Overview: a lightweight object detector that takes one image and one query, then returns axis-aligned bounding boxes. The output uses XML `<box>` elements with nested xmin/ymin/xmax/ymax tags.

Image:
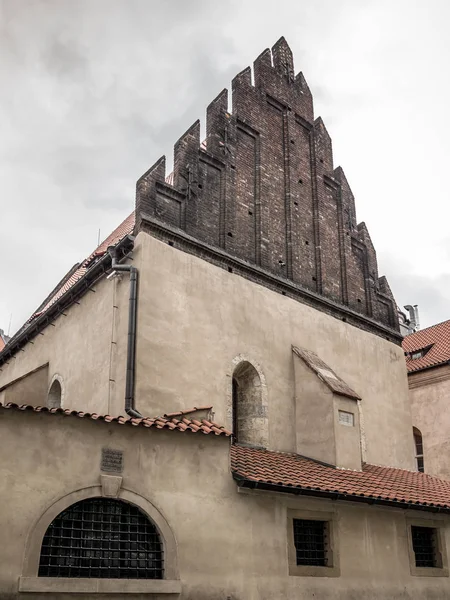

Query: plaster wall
<box><xmin>133</xmin><ymin>233</ymin><xmax>414</xmax><ymax>469</ymax></box>
<box><xmin>409</xmin><ymin>365</ymin><xmax>450</xmax><ymax>480</ymax></box>
<box><xmin>0</xmin><ymin>364</ymin><xmax>49</xmax><ymax>406</ymax></box>
<box><xmin>0</xmin><ymin>230</ymin><xmax>414</xmax><ymax>470</ymax></box>
<box><xmin>0</xmin><ymin>410</ymin><xmax>448</xmax><ymax>600</ymax></box>
<box><xmin>334</xmin><ymin>395</ymin><xmax>362</xmax><ymax>471</ymax></box>
<box><xmin>0</xmin><ymin>273</ymin><xmax>129</xmax><ymax>415</ymax></box>
<box><xmin>293</xmin><ymin>357</ymin><xmax>336</xmax><ymax>465</ymax></box>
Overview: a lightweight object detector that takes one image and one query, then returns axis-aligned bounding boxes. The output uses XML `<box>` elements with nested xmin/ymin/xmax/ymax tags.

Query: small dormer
<box><xmin>292</xmin><ymin>346</ymin><xmax>362</xmax><ymax>470</ymax></box>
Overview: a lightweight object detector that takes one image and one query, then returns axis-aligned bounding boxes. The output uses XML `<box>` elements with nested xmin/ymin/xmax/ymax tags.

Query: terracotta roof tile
<box><xmin>402</xmin><ymin>319</ymin><xmax>450</xmax><ymax>373</ymax></box>
<box><xmin>0</xmin><ymin>402</ymin><xmax>231</xmax><ymax>437</ymax></box>
<box><xmin>231</xmin><ymin>445</ymin><xmax>450</xmax><ymax>511</ymax></box>
<box><xmin>292</xmin><ymin>346</ymin><xmax>361</xmax><ymax>400</ymax></box>
<box><xmin>29</xmin><ymin>212</ymin><xmax>136</xmax><ymax>322</ymax></box>
<box><xmin>163</xmin><ymin>406</ymin><xmax>213</xmax><ymax>418</ymax></box>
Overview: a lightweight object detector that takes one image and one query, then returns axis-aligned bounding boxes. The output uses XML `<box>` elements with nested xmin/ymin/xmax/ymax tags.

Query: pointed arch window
<box><xmin>413</xmin><ymin>427</ymin><xmax>424</xmax><ymax>473</ymax></box>
<box><xmin>47</xmin><ymin>379</ymin><xmax>62</xmax><ymax>409</ymax></box>
<box><xmin>232</xmin><ymin>361</ymin><xmax>267</xmax><ymax>447</ymax></box>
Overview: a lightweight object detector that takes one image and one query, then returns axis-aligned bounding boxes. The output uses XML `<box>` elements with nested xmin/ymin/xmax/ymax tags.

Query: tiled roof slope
<box><xmin>31</xmin><ymin>212</ymin><xmax>136</xmax><ymax>321</ymax></box>
<box><xmin>231</xmin><ymin>445</ymin><xmax>450</xmax><ymax>511</ymax></box>
<box><xmin>292</xmin><ymin>346</ymin><xmax>361</xmax><ymax>400</ymax></box>
<box><xmin>402</xmin><ymin>319</ymin><xmax>450</xmax><ymax>373</ymax></box>
<box><xmin>0</xmin><ymin>402</ymin><xmax>231</xmax><ymax>436</ymax></box>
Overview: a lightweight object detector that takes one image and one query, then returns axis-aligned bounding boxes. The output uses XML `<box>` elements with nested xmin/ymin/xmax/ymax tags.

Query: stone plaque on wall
<box><xmin>101</xmin><ymin>448</ymin><xmax>123</xmax><ymax>473</ymax></box>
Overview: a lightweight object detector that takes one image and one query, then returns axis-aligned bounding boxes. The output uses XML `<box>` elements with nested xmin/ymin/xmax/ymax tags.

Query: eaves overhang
<box><xmin>232</xmin><ymin>473</ymin><xmax>450</xmax><ymax>515</ymax></box>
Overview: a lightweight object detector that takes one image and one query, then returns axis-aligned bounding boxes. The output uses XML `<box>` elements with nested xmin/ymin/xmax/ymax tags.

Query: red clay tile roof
<box><xmin>402</xmin><ymin>319</ymin><xmax>450</xmax><ymax>373</ymax></box>
<box><xmin>231</xmin><ymin>445</ymin><xmax>450</xmax><ymax>511</ymax></box>
<box><xmin>0</xmin><ymin>402</ymin><xmax>231</xmax><ymax>437</ymax></box>
<box><xmin>163</xmin><ymin>405</ymin><xmax>213</xmax><ymax>418</ymax></box>
<box><xmin>31</xmin><ymin>212</ymin><xmax>136</xmax><ymax>321</ymax></box>
<box><xmin>292</xmin><ymin>346</ymin><xmax>361</xmax><ymax>400</ymax></box>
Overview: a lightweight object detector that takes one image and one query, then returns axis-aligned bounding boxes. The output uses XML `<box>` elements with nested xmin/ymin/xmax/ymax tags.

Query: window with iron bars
<box><xmin>38</xmin><ymin>498</ymin><xmax>163</xmax><ymax>579</ymax></box>
<box><xmin>411</xmin><ymin>526</ymin><xmax>438</xmax><ymax>568</ymax></box>
<box><xmin>293</xmin><ymin>519</ymin><xmax>328</xmax><ymax>567</ymax></box>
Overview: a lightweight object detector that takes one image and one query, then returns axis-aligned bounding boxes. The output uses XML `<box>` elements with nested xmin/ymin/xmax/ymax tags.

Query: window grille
<box><xmin>38</xmin><ymin>498</ymin><xmax>163</xmax><ymax>579</ymax></box>
<box><xmin>411</xmin><ymin>526</ymin><xmax>437</xmax><ymax>568</ymax></box>
<box><xmin>338</xmin><ymin>410</ymin><xmax>354</xmax><ymax>427</ymax></box>
<box><xmin>293</xmin><ymin>519</ymin><xmax>327</xmax><ymax>566</ymax></box>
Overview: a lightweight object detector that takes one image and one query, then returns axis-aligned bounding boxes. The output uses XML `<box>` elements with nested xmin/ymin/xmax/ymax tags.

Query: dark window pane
<box><xmin>411</xmin><ymin>526</ymin><xmax>437</xmax><ymax>568</ymax></box>
<box><xmin>417</xmin><ymin>457</ymin><xmax>424</xmax><ymax>473</ymax></box>
<box><xmin>293</xmin><ymin>519</ymin><xmax>327</xmax><ymax>567</ymax></box>
<box><xmin>38</xmin><ymin>499</ymin><xmax>163</xmax><ymax>579</ymax></box>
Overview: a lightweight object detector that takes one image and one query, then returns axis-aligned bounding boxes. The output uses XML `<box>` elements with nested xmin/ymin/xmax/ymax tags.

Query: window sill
<box><xmin>289</xmin><ymin>564</ymin><xmax>340</xmax><ymax>577</ymax></box>
<box><xmin>18</xmin><ymin>577</ymin><xmax>182</xmax><ymax>594</ymax></box>
<box><xmin>410</xmin><ymin>566</ymin><xmax>449</xmax><ymax>578</ymax></box>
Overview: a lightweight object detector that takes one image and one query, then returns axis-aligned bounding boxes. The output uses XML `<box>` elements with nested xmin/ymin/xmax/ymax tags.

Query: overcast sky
<box><xmin>1</xmin><ymin>0</ymin><xmax>450</xmax><ymax>335</ymax></box>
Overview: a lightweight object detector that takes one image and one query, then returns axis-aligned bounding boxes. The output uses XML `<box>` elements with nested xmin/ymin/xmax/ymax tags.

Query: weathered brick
<box><xmin>135</xmin><ymin>37</ymin><xmax>399</xmax><ymax>335</ymax></box>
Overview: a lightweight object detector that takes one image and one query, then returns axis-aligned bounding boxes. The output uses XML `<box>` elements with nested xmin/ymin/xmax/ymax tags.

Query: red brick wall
<box><xmin>136</xmin><ymin>37</ymin><xmax>398</xmax><ymax>334</ymax></box>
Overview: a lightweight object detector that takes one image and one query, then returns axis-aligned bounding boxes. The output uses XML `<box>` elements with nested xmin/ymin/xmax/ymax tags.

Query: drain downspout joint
<box><xmin>107</xmin><ymin>246</ymin><xmax>142</xmax><ymax>419</ymax></box>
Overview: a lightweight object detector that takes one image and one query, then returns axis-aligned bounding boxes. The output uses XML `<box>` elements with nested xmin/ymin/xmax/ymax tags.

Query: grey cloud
<box><xmin>1</xmin><ymin>0</ymin><xmax>450</xmax><ymax>335</ymax></box>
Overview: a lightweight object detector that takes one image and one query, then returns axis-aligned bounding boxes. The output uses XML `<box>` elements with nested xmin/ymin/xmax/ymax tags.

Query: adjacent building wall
<box><xmin>0</xmin><ymin>409</ymin><xmax>448</xmax><ymax>600</ymax></box>
<box><xmin>409</xmin><ymin>365</ymin><xmax>450</xmax><ymax>480</ymax></box>
<box><xmin>133</xmin><ymin>232</ymin><xmax>414</xmax><ymax>470</ymax></box>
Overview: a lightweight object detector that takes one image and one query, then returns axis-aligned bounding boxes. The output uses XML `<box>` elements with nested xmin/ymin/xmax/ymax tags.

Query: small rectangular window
<box><xmin>293</xmin><ymin>519</ymin><xmax>327</xmax><ymax>567</ymax></box>
<box><xmin>411</xmin><ymin>526</ymin><xmax>438</xmax><ymax>568</ymax></box>
<box><xmin>338</xmin><ymin>410</ymin><xmax>354</xmax><ymax>427</ymax></box>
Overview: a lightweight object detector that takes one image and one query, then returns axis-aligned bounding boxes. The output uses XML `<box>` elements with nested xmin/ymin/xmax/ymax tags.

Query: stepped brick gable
<box><xmin>136</xmin><ymin>37</ymin><xmax>398</xmax><ymax>339</ymax></box>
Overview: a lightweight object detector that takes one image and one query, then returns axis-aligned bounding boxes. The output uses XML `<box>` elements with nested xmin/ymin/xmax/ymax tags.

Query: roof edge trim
<box><xmin>233</xmin><ymin>474</ymin><xmax>450</xmax><ymax>514</ymax></box>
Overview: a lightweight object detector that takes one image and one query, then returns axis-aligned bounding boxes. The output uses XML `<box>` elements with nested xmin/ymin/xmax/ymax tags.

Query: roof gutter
<box><xmin>233</xmin><ymin>473</ymin><xmax>450</xmax><ymax>515</ymax></box>
<box><xmin>107</xmin><ymin>246</ymin><xmax>142</xmax><ymax>419</ymax></box>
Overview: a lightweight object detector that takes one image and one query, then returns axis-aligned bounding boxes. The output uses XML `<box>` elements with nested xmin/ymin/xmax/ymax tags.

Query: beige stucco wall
<box><xmin>0</xmin><ymin>230</ymin><xmax>414</xmax><ymax>470</ymax></box>
<box><xmin>0</xmin><ymin>409</ymin><xmax>448</xmax><ymax>600</ymax></box>
<box><xmin>409</xmin><ymin>365</ymin><xmax>450</xmax><ymax>480</ymax></box>
<box><xmin>0</xmin><ymin>273</ymin><xmax>129</xmax><ymax>415</ymax></box>
<box><xmin>0</xmin><ymin>364</ymin><xmax>49</xmax><ymax>406</ymax></box>
<box><xmin>133</xmin><ymin>232</ymin><xmax>414</xmax><ymax>470</ymax></box>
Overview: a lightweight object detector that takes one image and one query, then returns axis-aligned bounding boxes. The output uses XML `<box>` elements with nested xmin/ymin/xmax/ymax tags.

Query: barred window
<box><xmin>293</xmin><ymin>519</ymin><xmax>328</xmax><ymax>567</ymax></box>
<box><xmin>411</xmin><ymin>526</ymin><xmax>438</xmax><ymax>568</ymax></box>
<box><xmin>38</xmin><ymin>498</ymin><xmax>163</xmax><ymax>579</ymax></box>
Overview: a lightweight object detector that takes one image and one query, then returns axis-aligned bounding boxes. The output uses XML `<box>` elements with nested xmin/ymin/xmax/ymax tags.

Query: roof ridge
<box><xmin>406</xmin><ymin>318</ymin><xmax>450</xmax><ymax>337</ymax></box>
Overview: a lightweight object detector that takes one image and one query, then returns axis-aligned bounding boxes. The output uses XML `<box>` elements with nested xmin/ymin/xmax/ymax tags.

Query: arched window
<box><xmin>413</xmin><ymin>427</ymin><xmax>424</xmax><ymax>473</ymax></box>
<box><xmin>232</xmin><ymin>361</ymin><xmax>267</xmax><ymax>447</ymax></box>
<box><xmin>38</xmin><ymin>498</ymin><xmax>163</xmax><ymax>579</ymax></box>
<box><xmin>47</xmin><ymin>379</ymin><xmax>62</xmax><ymax>409</ymax></box>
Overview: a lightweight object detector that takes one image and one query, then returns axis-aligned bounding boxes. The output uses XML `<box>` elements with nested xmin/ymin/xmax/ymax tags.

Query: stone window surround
<box><xmin>19</xmin><ymin>485</ymin><xmax>181</xmax><ymax>595</ymax></box>
<box><xmin>406</xmin><ymin>516</ymin><xmax>449</xmax><ymax>578</ymax></box>
<box><xmin>287</xmin><ymin>508</ymin><xmax>340</xmax><ymax>577</ymax></box>
<box><xmin>226</xmin><ymin>354</ymin><xmax>269</xmax><ymax>448</ymax></box>
<box><xmin>47</xmin><ymin>373</ymin><xmax>65</xmax><ymax>409</ymax></box>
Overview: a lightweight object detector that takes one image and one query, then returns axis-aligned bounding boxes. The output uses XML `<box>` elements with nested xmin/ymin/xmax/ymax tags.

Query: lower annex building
<box><xmin>0</xmin><ymin>38</ymin><xmax>449</xmax><ymax>599</ymax></box>
<box><xmin>403</xmin><ymin>319</ymin><xmax>450</xmax><ymax>482</ymax></box>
